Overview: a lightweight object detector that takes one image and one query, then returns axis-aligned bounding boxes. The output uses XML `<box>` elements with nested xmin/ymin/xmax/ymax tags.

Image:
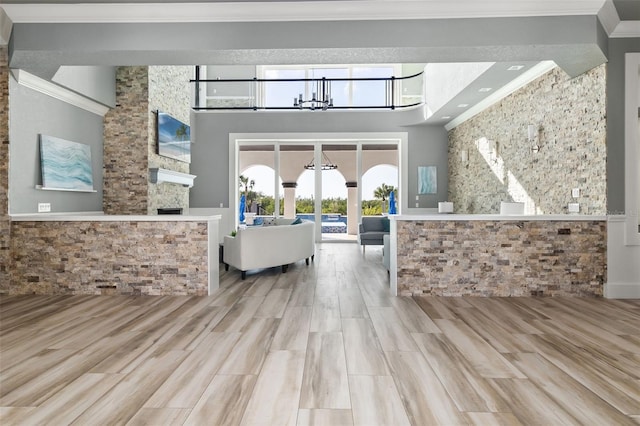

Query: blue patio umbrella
<box><xmin>239</xmin><ymin>194</ymin><xmax>246</xmax><ymax>223</ymax></box>
<box><xmin>389</xmin><ymin>190</ymin><xmax>397</xmax><ymax>214</ymax></box>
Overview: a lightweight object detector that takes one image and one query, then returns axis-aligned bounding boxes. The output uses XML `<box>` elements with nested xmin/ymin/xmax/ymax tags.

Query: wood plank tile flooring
<box><xmin>1</xmin><ymin>243</ymin><xmax>639</xmax><ymax>425</ymax></box>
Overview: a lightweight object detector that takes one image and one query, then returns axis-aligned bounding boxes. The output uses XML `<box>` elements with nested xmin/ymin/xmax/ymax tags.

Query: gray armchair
<box><xmin>358</xmin><ymin>216</ymin><xmax>390</xmax><ymax>252</ymax></box>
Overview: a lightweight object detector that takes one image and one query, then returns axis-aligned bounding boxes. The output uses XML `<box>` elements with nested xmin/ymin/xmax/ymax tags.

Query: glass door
<box><xmin>320</xmin><ymin>144</ymin><xmax>356</xmax><ymax>242</ymax></box>
<box><xmin>362</xmin><ymin>144</ymin><xmax>399</xmax><ymax>216</ymax></box>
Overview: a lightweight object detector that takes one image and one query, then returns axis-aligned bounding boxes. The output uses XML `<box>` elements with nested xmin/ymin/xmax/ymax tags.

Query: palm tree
<box><xmin>174</xmin><ymin>123</ymin><xmax>189</xmax><ymax>141</ymax></box>
<box><xmin>239</xmin><ymin>175</ymin><xmax>255</xmax><ymax>212</ymax></box>
<box><xmin>374</xmin><ymin>183</ymin><xmax>396</xmax><ymax>213</ymax></box>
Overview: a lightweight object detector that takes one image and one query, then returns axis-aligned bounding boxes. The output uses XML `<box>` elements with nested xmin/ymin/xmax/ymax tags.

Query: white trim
<box><xmin>149</xmin><ymin>168</ymin><xmax>197</xmax><ymax>188</ymax></box>
<box><xmin>35</xmin><ymin>185</ymin><xmax>97</xmax><ymax>193</ymax></box>
<box><xmin>445</xmin><ymin>61</ymin><xmax>557</xmax><ymax>131</ymax></box>
<box><xmin>611</xmin><ymin>21</ymin><xmax>640</xmax><ymax>38</ymax></box>
<box><xmin>597</xmin><ymin>0</ymin><xmax>620</xmax><ymax>36</ymax></box>
<box><xmin>625</xmin><ymin>53</ymin><xmax>640</xmax><ymax>246</ymax></box>
<box><xmin>390</xmin><ymin>214</ymin><xmax>607</xmax><ymax>221</ymax></box>
<box><xmin>10</xmin><ymin>213</ymin><xmax>219</xmax><ymax>222</ymax></box>
<box><xmin>207</xmin><ymin>217</ymin><xmax>220</xmax><ymax>295</ymax></box>
<box><xmin>0</xmin><ymin>7</ymin><xmax>12</xmax><ymax>45</ymax></box>
<box><xmin>604</xmin><ymin>282</ymin><xmax>640</xmax><ymax>299</ymax></box>
<box><xmin>390</xmin><ymin>218</ymin><xmax>398</xmax><ymax>297</ymax></box>
<box><xmin>12</xmin><ymin>70</ymin><xmax>110</xmax><ymax>116</ymax></box>
<box><xmin>1</xmin><ymin>1</ymin><xmax>609</xmax><ymax>24</ymax></box>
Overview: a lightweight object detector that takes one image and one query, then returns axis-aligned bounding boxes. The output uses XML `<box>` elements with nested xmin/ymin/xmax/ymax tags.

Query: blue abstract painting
<box><xmin>157</xmin><ymin>112</ymin><xmax>191</xmax><ymax>163</ymax></box>
<box><xmin>418</xmin><ymin>166</ymin><xmax>437</xmax><ymax>194</ymax></box>
<box><xmin>40</xmin><ymin>135</ymin><xmax>94</xmax><ymax>191</ymax></box>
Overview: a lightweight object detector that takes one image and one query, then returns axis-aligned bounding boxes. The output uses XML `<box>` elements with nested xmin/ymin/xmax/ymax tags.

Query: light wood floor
<box><xmin>1</xmin><ymin>243</ymin><xmax>639</xmax><ymax>425</ymax></box>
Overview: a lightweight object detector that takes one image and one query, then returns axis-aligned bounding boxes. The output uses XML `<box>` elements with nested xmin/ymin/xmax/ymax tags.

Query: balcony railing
<box><xmin>191</xmin><ymin>70</ymin><xmax>423</xmax><ymax>111</ymax></box>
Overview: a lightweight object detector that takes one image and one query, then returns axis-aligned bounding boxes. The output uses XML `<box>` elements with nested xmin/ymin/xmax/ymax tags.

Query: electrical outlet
<box><xmin>415</xmin><ymin>202</ymin><xmax>419</xmax><ymax>207</ymax></box>
<box><xmin>572</xmin><ymin>188</ymin><xmax>580</xmax><ymax>198</ymax></box>
<box><xmin>568</xmin><ymin>203</ymin><xmax>580</xmax><ymax>213</ymax></box>
<box><xmin>38</xmin><ymin>202</ymin><xmax>51</xmax><ymax>213</ymax></box>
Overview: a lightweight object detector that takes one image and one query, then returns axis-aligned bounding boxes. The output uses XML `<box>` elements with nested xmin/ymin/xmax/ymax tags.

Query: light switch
<box><xmin>572</xmin><ymin>188</ymin><xmax>580</xmax><ymax>198</ymax></box>
<box><xmin>415</xmin><ymin>195</ymin><xmax>419</xmax><ymax>201</ymax></box>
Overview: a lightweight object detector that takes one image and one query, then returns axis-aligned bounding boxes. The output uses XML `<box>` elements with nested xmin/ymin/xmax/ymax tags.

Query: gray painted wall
<box><xmin>190</xmin><ymin>110</ymin><xmax>448</xmax><ymax>209</ymax></box>
<box><xmin>52</xmin><ymin>66</ymin><xmax>116</xmax><ymax>107</ymax></box>
<box><xmin>9</xmin><ymin>75</ymin><xmax>104</xmax><ymax>214</ymax></box>
<box><xmin>607</xmin><ymin>37</ymin><xmax>640</xmax><ymax>214</ymax></box>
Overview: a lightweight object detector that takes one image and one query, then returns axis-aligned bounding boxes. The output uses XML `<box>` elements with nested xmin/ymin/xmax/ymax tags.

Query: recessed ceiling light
<box><xmin>508</xmin><ymin>65</ymin><xmax>525</xmax><ymax>71</ymax></box>
<box><xmin>479</xmin><ymin>87</ymin><xmax>492</xmax><ymax>92</ymax></box>
<box><xmin>441</xmin><ymin>116</ymin><xmax>451</xmax><ymax>119</ymax></box>
<box><xmin>457</xmin><ymin>104</ymin><xmax>469</xmax><ymax>108</ymax></box>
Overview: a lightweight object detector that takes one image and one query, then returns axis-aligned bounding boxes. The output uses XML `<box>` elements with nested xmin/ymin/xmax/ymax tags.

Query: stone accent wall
<box><xmin>103</xmin><ymin>66</ymin><xmax>192</xmax><ymax>215</ymax></box>
<box><xmin>103</xmin><ymin>67</ymin><xmax>150</xmax><ymax>214</ymax></box>
<box><xmin>10</xmin><ymin>220</ymin><xmax>209</xmax><ymax>296</ymax></box>
<box><xmin>448</xmin><ymin>65</ymin><xmax>607</xmax><ymax>215</ymax></box>
<box><xmin>396</xmin><ymin>220</ymin><xmax>606</xmax><ymax>297</ymax></box>
<box><xmin>148</xmin><ymin>66</ymin><xmax>192</xmax><ymax>215</ymax></box>
<box><xmin>0</xmin><ymin>46</ymin><xmax>10</xmax><ymax>293</ymax></box>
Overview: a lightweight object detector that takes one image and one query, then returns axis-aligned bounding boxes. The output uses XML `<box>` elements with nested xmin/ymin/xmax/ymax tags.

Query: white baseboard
<box><xmin>604</xmin><ymin>282</ymin><xmax>640</xmax><ymax>299</ymax></box>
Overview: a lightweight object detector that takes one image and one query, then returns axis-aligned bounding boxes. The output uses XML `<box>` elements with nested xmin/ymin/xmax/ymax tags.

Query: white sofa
<box><xmin>223</xmin><ymin>219</ymin><xmax>315</xmax><ymax>279</ymax></box>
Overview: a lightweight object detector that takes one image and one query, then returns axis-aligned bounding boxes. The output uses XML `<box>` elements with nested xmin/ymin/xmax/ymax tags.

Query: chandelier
<box><xmin>304</xmin><ymin>152</ymin><xmax>338</xmax><ymax>171</ymax></box>
<box><xmin>293</xmin><ymin>78</ymin><xmax>333</xmax><ymax>111</ymax></box>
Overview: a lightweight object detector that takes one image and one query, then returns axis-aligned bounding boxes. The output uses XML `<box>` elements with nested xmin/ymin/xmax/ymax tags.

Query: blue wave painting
<box><xmin>158</xmin><ymin>112</ymin><xmax>191</xmax><ymax>163</ymax></box>
<box><xmin>40</xmin><ymin>135</ymin><xmax>94</xmax><ymax>191</ymax></box>
<box><xmin>418</xmin><ymin>166</ymin><xmax>437</xmax><ymax>195</ymax></box>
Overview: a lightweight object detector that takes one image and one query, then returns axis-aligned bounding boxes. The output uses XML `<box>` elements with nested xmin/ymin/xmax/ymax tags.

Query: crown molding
<box><xmin>1</xmin><ymin>0</ymin><xmax>609</xmax><ymax>24</ymax></box>
<box><xmin>445</xmin><ymin>60</ymin><xmax>557</xmax><ymax>131</ymax></box>
<box><xmin>12</xmin><ymin>69</ymin><xmax>110</xmax><ymax>116</ymax></box>
<box><xmin>610</xmin><ymin>21</ymin><xmax>640</xmax><ymax>38</ymax></box>
<box><xmin>0</xmin><ymin>8</ymin><xmax>12</xmax><ymax>45</ymax></box>
<box><xmin>597</xmin><ymin>0</ymin><xmax>620</xmax><ymax>35</ymax></box>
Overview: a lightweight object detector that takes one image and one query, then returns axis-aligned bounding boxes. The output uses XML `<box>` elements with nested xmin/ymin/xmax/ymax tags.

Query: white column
<box><xmin>282</xmin><ymin>182</ymin><xmax>297</xmax><ymax>218</ymax></box>
<box><xmin>346</xmin><ymin>181</ymin><xmax>358</xmax><ymax>235</ymax></box>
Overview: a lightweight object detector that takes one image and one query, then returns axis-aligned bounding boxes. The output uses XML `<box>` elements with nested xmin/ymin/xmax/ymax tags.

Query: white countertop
<box><xmin>10</xmin><ymin>213</ymin><xmax>221</xmax><ymax>222</ymax></box>
<box><xmin>390</xmin><ymin>214</ymin><xmax>608</xmax><ymax>221</ymax></box>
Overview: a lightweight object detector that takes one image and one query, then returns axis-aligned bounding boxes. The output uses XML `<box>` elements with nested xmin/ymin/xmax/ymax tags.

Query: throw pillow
<box><xmin>291</xmin><ymin>217</ymin><xmax>302</xmax><ymax>225</ymax></box>
<box><xmin>382</xmin><ymin>217</ymin><xmax>390</xmax><ymax>232</ymax></box>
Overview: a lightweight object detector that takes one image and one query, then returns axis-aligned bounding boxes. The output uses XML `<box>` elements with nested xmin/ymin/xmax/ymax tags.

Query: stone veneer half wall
<box><xmin>448</xmin><ymin>65</ymin><xmax>606</xmax><ymax>215</ymax></box>
<box><xmin>0</xmin><ymin>46</ymin><xmax>9</xmax><ymax>292</ymax></box>
<box><xmin>396</xmin><ymin>219</ymin><xmax>606</xmax><ymax>297</ymax></box>
<box><xmin>10</xmin><ymin>220</ymin><xmax>209</xmax><ymax>295</ymax></box>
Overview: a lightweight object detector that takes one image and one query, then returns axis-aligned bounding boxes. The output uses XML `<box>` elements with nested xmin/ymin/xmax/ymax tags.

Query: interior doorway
<box><xmin>232</xmin><ymin>134</ymin><xmax>404</xmax><ymax>243</ymax></box>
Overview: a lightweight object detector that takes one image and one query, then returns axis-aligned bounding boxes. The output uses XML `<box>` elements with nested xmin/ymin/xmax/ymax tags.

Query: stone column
<box><xmin>282</xmin><ymin>182</ymin><xmax>297</xmax><ymax>218</ymax></box>
<box><xmin>103</xmin><ymin>66</ymin><xmax>149</xmax><ymax>215</ymax></box>
<box><xmin>346</xmin><ymin>181</ymin><xmax>358</xmax><ymax>235</ymax></box>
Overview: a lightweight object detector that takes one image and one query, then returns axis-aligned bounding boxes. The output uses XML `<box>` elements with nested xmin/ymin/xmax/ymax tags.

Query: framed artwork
<box><xmin>157</xmin><ymin>111</ymin><xmax>191</xmax><ymax>163</ymax></box>
<box><xmin>40</xmin><ymin>135</ymin><xmax>94</xmax><ymax>192</ymax></box>
<box><xmin>418</xmin><ymin>166</ymin><xmax>437</xmax><ymax>194</ymax></box>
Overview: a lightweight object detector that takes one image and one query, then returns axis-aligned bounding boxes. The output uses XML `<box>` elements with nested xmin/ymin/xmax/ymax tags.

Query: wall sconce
<box><xmin>528</xmin><ymin>124</ymin><xmax>541</xmax><ymax>153</ymax></box>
